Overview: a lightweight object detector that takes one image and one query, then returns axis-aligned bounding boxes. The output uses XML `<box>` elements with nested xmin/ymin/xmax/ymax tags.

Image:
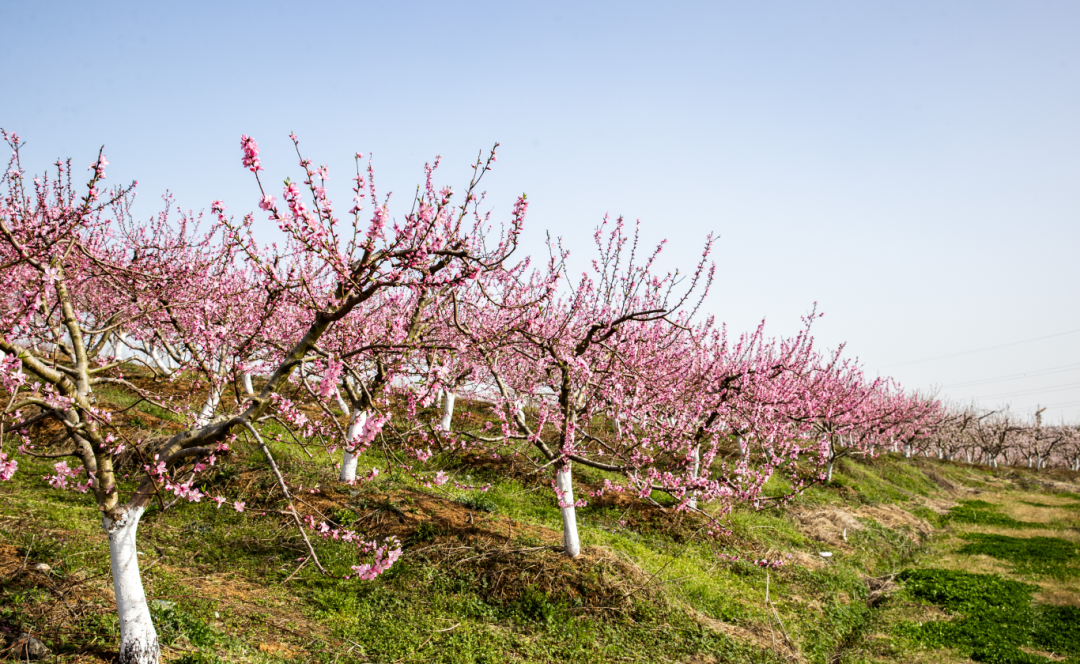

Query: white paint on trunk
<box><xmin>687</xmin><ymin>444</ymin><xmax>701</xmax><ymax>510</ymax></box>
<box><xmin>556</xmin><ymin>464</ymin><xmax>581</xmax><ymax>558</ymax></box>
<box><xmin>904</xmin><ymin>444</ymin><xmax>912</xmax><ymax>459</ymax></box>
<box><xmin>333</xmin><ymin>389</ymin><xmax>350</xmax><ymax>416</ymax></box>
<box><xmin>825</xmin><ymin>459</ymin><xmax>835</xmax><ymax>484</ymax></box>
<box><xmin>104</xmin><ymin>507</ymin><xmax>160</xmax><ymax>664</ymax></box>
<box><xmin>339</xmin><ymin>409</ymin><xmax>368</xmax><ymax>483</ymax></box>
<box><xmin>242</xmin><ymin>373</ymin><xmax>255</xmax><ymax>396</ymax></box>
<box><xmin>440</xmin><ymin>391</ymin><xmax>456</xmax><ymax>431</ymax></box>
<box><xmin>195</xmin><ymin>385</ymin><xmax>222</xmax><ymax>427</ymax></box>
<box><xmin>149</xmin><ymin>348</ymin><xmax>173</xmax><ymax>377</ymax></box>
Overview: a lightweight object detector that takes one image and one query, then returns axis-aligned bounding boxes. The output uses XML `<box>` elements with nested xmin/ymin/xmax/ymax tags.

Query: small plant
<box><xmin>946</xmin><ymin>500</ymin><xmax>1039</xmax><ymax>529</ymax></box>
<box><xmin>957</xmin><ymin>533</ymin><xmax>1079</xmax><ymax>579</ymax></box>
<box><xmin>412</xmin><ymin>520</ymin><xmax>441</xmax><ymax>543</ymax></box>
<box><xmin>149</xmin><ymin>602</ymin><xmax>218</xmax><ymax>648</ymax></box>
<box><xmin>455</xmin><ymin>494</ymin><xmax>498</xmax><ymax>514</ymax></box>
<box><xmin>332</xmin><ymin>508</ymin><xmax>358</xmax><ymax>527</ymax></box>
<box><xmin>897</xmin><ymin>569</ymin><xmax>1080</xmax><ymax>663</ymax></box>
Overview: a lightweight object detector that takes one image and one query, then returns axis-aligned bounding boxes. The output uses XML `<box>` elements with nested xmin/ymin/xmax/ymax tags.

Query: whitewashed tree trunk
<box><xmin>113</xmin><ymin>332</ymin><xmax>129</xmax><ymax>360</ymax></box>
<box><xmin>825</xmin><ymin>438</ymin><xmax>836</xmax><ymax>483</ymax></box>
<box><xmin>339</xmin><ymin>409</ymin><xmax>368</xmax><ymax>483</ymax></box>
<box><xmin>149</xmin><ymin>347</ymin><xmax>173</xmax><ymax>377</ymax></box>
<box><xmin>195</xmin><ymin>385</ymin><xmax>222</xmax><ymax>427</ymax></box>
<box><xmin>440</xmin><ymin>390</ymin><xmax>456</xmax><ymax>431</ymax></box>
<box><xmin>687</xmin><ymin>444</ymin><xmax>701</xmax><ymax>510</ymax></box>
<box><xmin>242</xmin><ymin>373</ymin><xmax>255</xmax><ymax>396</ymax></box>
<box><xmin>104</xmin><ymin>507</ymin><xmax>160</xmax><ymax>664</ymax></box>
<box><xmin>904</xmin><ymin>444</ymin><xmax>912</xmax><ymax>459</ymax></box>
<box><xmin>333</xmin><ymin>389</ymin><xmax>350</xmax><ymax>416</ymax></box>
<box><xmin>555</xmin><ymin>464</ymin><xmax>581</xmax><ymax>558</ymax></box>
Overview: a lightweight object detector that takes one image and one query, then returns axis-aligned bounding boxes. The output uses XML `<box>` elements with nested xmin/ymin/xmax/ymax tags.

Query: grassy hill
<box><xmin>1</xmin><ymin>381</ymin><xmax>1078</xmax><ymax>663</ymax></box>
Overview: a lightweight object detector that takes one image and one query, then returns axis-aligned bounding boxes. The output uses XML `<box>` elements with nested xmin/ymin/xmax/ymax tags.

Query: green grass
<box><xmin>896</xmin><ymin>568</ymin><xmax>1080</xmax><ymax>664</ymax></box>
<box><xmin>3</xmin><ymin>390</ymin><xmax>1079</xmax><ymax>664</ymax></box>
<box><xmin>957</xmin><ymin>533</ymin><xmax>1080</xmax><ymax>579</ymax></box>
<box><xmin>946</xmin><ymin>500</ymin><xmax>1045</xmax><ymax>529</ymax></box>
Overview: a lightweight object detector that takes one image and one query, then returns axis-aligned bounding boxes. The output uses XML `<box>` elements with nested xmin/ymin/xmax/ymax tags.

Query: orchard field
<box><xmin>1</xmin><ymin>132</ymin><xmax>1078</xmax><ymax>663</ymax></box>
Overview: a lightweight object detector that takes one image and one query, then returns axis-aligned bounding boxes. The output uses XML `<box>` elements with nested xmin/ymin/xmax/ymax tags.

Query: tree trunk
<box><xmin>149</xmin><ymin>348</ymin><xmax>173</xmax><ymax>377</ymax></box>
<box><xmin>825</xmin><ymin>458</ymin><xmax>835</xmax><ymax>484</ymax></box>
<box><xmin>114</xmin><ymin>332</ymin><xmax>129</xmax><ymax>360</ymax></box>
<box><xmin>339</xmin><ymin>409</ymin><xmax>368</xmax><ymax>483</ymax></box>
<box><xmin>195</xmin><ymin>385</ymin><xmax>222</xmax><ymax>427</ymax></box>
<box><xmin>333</xmin><ymin>389</ymin><xmax>350</xmax><ymax>416</ymax></box>
<box><xmin>104</xmin><ymin>507</ymin><xmax>160</xmax><ymax>664</ymax></box>
<box><xmin>440</xmin><ymin>390</ymin><xmax>456</xmax><ymax>431</ymax></box>
<box><xmin>555</xmin><ymin>464</ymin><xmax>581</xmax><ymax>558</ymax></box>
<box><xmin>904</xmin><ymin>444</ymin><xmax>912</xmax><ymax>459</ymax></box>
<box><xmin>687</xmin><ymin>444</ymin><xmax>701</xmax><ymax>510</ymax></box>
<box><xmin>242</xmin><ymin>373</ymin><xmax>255</xmax><ymax>396</ymax></box>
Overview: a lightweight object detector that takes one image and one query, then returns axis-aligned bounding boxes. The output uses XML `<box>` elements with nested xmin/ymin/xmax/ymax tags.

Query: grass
<box><xmin>945</xmin><ymin>500</ymin><xmax>1046</xmax><ymax>529</ymax></box>
<box><xmin>957</xmin><ymin>533</ymin><xmax>1080</xmax><ymax>579</ymax></box>
<box><xmin>895</xmin><ymin>568</ymin><xmax>1080</xmax><ymax>664</ymax></box>
<box><xmin>3</xmin><ymin>375</ymin><xmax>1080</xmax><ymax>662</ymax></box>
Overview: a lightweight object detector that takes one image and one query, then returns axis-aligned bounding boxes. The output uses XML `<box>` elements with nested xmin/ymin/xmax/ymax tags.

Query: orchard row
<box><xmin>0</xmin><ymin>131</ymin><xmax>1075</xmax><ymax>663</ymax></box>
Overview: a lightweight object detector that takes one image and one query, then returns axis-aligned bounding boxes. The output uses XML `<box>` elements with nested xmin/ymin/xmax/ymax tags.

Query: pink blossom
<box><xmin>0</xmin><ymin>453</ymin><xmax>17</xmax><ymax>481</ymax></box>
<box><xmin>240</xmin><ymin>135</ymin><xmax>262</xmax><ymax>173</ymax></box>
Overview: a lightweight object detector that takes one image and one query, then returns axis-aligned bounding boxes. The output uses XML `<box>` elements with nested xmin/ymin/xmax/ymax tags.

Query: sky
<box><xmin>2</xmin><ymin>1</ymin><xmax>1078</xmax><ymax>421</ymax></box>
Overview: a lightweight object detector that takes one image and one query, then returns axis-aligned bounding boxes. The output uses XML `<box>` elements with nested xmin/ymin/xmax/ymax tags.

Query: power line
<box><xmin>970</xmin><ymin>381</ymin><xmax>1080</xmax><ymax>400</ymax></box>
<box><xmin>881</xmin><ymin>328</ymin><xmax>1080</xmax><ymax>369</ymax></box>
<box><xmin>1015</xmin><ymin>399</ymin><xmax>1080</xmax><ymax>414</ymax></box>
<box><xmin>941</xmin><ymin>362</ymin><xmax>1080</xmax><ymax>389</ymax></box>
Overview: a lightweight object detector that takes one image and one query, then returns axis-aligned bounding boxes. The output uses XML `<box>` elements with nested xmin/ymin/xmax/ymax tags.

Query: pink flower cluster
<box><xmin>0</xmin><ymin>453</ymin><xmax>16</xmax><ymax>482</ymax></box>
<box><xmin>240</xmin><ymin>135</ymin><xmax>262</xmax><ymax>173</ymax></box>
<box><xmin>44</xmin><ymin>461</ymin><xmax>90</xmax><ymax>492</ymax></box>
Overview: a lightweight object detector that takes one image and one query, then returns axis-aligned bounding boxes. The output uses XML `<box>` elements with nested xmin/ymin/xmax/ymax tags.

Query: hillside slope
<box><xmin>1</xmin><ymin>388</ymin><xmax>1078</xmax><ymax>664</ymax></box>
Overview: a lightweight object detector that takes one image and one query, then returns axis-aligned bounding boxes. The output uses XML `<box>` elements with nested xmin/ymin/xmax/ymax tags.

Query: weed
<box><xmin>897</xmin><ymin>569</ymin><xmax>1080</xmax><ymax>664</ymax></box>
<box><xmin>957</xmin><ymin>533</ymin><xmax>1079</xmax><ymax>579</ymax></box>
<box><xmin>909</xmin><ymin>505</ymin><xmax>944</xmax><ymax>527</ymax></box>
<box><xmin>150</xmin><ymin>601</ymin><xmax>218</xmax><ymax>648</ymax></box>
<box><xmin>946</xmin><ymin>500</ymin><xmax>1041</xmax><ymax>529</ymax></box>
<box><xmin>454</xmin><ymin>494</ymin><xmax>498</xmax><ymax>514</ymax></box>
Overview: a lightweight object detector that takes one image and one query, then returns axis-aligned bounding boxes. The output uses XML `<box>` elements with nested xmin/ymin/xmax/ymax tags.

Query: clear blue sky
<box><xmin>2</xmin><ymin>1</ymin><xmax>1078</xmax><ymax>421</ymax></box>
